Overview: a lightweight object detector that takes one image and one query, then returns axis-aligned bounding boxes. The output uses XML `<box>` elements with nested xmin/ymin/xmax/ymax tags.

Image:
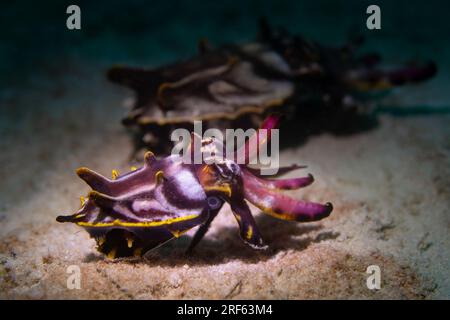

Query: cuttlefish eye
<box><xmin>207</xmin><ymin>196</ymin><xmax>222</xmax><ymax>210</ymax></box>
<box><xmin>228</xmin><ymin>162</ymin><xmax>240</xmax><ymax>174</ymax></box>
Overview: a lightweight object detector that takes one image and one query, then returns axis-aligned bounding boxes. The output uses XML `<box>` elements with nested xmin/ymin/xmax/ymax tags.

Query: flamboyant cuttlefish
<box><xmin>56</xmin><ymin>115</ymin><xmax>332</xmax><ymax>259</ymax></box>
<box><xmin>107</xmin><ymin>18</ymin><xmax>437</xmax><ymax>153</ymax></box>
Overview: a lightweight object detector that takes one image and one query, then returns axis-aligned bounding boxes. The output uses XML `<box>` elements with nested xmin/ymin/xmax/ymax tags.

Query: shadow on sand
<box><xmin>83</xmin><ymin>213</ymin><xmax>340</xmax><ymax>266</ymax></box>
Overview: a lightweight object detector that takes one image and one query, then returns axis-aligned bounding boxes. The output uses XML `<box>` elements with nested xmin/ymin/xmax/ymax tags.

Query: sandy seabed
<box><xmin>0</xmin><ymin>58</ymin><xmax>449</xmax><ymax>299</ymax></box>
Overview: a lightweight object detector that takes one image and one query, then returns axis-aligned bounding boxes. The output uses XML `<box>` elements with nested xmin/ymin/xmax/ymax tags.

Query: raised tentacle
<box><xmin>236</xmin><ymin>114</ymin><xmax>280</xmax><ymax>164</ymax></box>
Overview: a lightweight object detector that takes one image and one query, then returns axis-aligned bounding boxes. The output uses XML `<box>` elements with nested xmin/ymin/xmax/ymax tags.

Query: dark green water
<box><xmin>1</xmin><ymin>0</ymin><xmax>449</xmax><ymax>89</ymax></box>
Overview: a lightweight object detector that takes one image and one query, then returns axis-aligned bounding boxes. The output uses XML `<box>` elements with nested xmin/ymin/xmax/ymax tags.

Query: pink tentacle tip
<box><xmin>260</xmin><ymin>114</ymin><xmax>280</xmax><ymax>131</ymax></box>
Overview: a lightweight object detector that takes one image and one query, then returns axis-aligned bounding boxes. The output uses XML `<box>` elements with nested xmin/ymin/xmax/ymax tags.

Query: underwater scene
<box><xmin>0</xmin><ymin>0</ymin><xmax>449</xmax><ymax>300</ymax></box>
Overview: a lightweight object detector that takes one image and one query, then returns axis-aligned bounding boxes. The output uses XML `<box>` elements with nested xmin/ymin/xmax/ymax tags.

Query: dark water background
<box><xmin>1</xmin><ymin>0</ymin><xmax>449</xmax><ymax>90</ymax></box>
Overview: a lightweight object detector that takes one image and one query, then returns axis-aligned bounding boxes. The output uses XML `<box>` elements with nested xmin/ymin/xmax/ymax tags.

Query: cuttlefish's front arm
<box><xmin>192</xmin><ymin>114</ymin><xmax>332</xmax><ymax>250</ymax></box>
